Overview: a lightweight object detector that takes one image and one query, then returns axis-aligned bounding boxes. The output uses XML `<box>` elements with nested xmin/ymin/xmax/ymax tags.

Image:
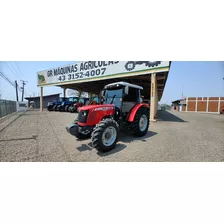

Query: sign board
<box><xmin>37</xmin><ymin>61</ymin><xmax>170</xmax><ymax>87</ymax></box>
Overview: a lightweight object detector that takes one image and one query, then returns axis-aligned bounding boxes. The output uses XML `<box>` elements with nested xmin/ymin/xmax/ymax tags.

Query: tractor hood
<box><xmin>78</xmin><ymin>104</ymin><xmax>114</xmax><ymax>111</ymax></box>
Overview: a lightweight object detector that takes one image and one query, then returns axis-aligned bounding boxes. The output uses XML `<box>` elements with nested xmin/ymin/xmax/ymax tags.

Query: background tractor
<box><xmin>66</xmin><ymin>82</ymin><xmax>150</xmax><ymax>153</ymax></box>
<box><xmin>69</xmin><ymin>97</ymin><xmax>90</xmax><ymax>113</ymax></box>
<box><xmin>47</xmin><ymin>97</ymin><xmax>68</xmax><ymax>111</ymax></box>
<box><xmin>69</xmin><ymin>97</ymin><xmax>99</xmax><ymax>113</ymax></box>
<box><xmin>57</xmin><ymin>97</ymin><xmax>79</xmax><ymax>112</ymax></box>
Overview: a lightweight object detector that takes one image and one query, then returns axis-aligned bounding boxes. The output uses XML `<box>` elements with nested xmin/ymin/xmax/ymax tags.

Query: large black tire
<box><xmin>91</xmin><ymin>119</ymin><xmax>119</xmax><ymax>153</ymax></box>
<box><xmin>53</xmin><ymin>105</ymin><xmax>58</xmax><ymax>111</ymax></box>
<box><xmin>65</xmin><ymin>105</ymin><xmax>70</xmax><ymax>112</ymax></box>
<box><xmin>130</xmin><ymin>107</ymin><xmax>149</xmax><ymax>137</ymax></box>
<box><xmin>47</xmin><ymin>106</ymin><xmax>52</xmax><ymax>111</ymax></box>
<box><xmin>125</xmin><ymin>61</ymin><xmax>135</xmax><ymax>71</ymax></box>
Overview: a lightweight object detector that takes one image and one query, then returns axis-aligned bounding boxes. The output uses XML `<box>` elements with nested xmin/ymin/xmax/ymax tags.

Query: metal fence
<box><xmin>0</xmin><ymin>99</ymin><xmax>17</xmax><ymax>118</ymax></box>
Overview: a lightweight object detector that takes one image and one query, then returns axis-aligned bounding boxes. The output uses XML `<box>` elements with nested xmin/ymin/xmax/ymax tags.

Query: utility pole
<box><xmin>20</xmin><ymin>80</ymin><xmax>27</xmax><ymax>102</ymax></box>
<box><xmin>15</xmin><ymin>80</ymin><xmax>19</xmax><ymax>102</ymax></box>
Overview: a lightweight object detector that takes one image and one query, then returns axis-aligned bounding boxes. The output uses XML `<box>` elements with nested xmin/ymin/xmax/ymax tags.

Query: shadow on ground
<box><xmin>77</xmin><ymin>142</ymin><xmax>93</xmax><ymax>152</ymax></box>
<box><xmin>156</xmin><ymin>110</ymin><xmax>186</xmax><ymax>123</ymax></box>
<box><xmin>119</xmin><ymin>131</ymin><xmax>158</xmax><ymax>143</ymax></box>
<box><xmin>76</xmin><ymin>130</ymin><xmax>157</xmax><ymax>156</ymax></box>
<box><xmin>76</xmin><ymin>141</ymin><xmax>127</xmax><ymax>156</ymax></box>
<box><xmin>97</xmin><ymin>143</ymin><xmax>127</xmax><ymax>157</ymax></box>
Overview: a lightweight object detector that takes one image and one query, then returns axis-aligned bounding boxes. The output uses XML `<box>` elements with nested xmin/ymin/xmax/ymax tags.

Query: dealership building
<box><xmin>37</xmin><ymin>61</ymin><xmax>171</xmax><ymax>121</ymax></box>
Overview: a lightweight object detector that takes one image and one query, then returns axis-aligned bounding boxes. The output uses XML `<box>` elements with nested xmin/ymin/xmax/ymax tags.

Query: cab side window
<box><xmin>79</xmin><ymin>98</ymin><xmax>84</xmax><ymax>104</ymax></box>
<box><xmin>123</xmin><ymin>87</ymin><xmax>139</xmax><ymax>102</ymax></box>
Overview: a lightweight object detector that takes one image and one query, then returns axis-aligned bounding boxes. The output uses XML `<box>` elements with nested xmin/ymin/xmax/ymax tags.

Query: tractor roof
<box><xmin>104</xmin><ymin>82</ymin><xmax>143</xmax><ymax>90</ymax></box>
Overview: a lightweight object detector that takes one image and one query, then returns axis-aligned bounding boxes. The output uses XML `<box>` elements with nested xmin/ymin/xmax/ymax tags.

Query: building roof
<box><xmin>25</xmin><ymin>93</ymin><xmax>61</xmax><ymax>100</ymax></box>
<box><xmin>172</xmin><ymin>99</ymin><xmax>184</xmax><ymax>104</ymax></box>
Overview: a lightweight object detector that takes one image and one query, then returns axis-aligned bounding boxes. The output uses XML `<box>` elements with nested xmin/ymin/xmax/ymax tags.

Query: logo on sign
<box><xmin>124</xmin><ymin>61</ymin><xmax>161</xmax><ymax>71</ymax></box>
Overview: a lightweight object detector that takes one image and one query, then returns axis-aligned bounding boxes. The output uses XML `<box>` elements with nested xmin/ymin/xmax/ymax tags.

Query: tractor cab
<box><xmin>102</xmin><ymin>82</ymin><xmax>142</xmax><ymax>115</ymax></box>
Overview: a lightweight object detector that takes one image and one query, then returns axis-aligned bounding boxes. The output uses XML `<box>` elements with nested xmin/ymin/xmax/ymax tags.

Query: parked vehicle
<box><xmin>47</xmin><ymin>97</ymin><xmax>68</xmax><ymax>111</ymax></box>
<box><xmin>69</xmin><ymin>97</ymin><xmax>90</xmax><ymax>113</ymax></box>
<box><xmin>69</xmin><ymin>97</ymin><xmax>99</xmax><ymax>113</ymax></box>
<box><xmin>57</xmin><ymin>97</ymin><xmax>79</xmax><ymax>112</ymax></box>
<box><xmin>66</xmin><ymin>82</ymin><xmax>150</xmax><ymax>153</ymax></box>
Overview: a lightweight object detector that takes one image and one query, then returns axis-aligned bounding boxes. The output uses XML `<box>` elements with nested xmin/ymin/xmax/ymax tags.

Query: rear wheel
<box><xmin>131</xmin><ymin>107</ymin><xmax>149</xmax><ymax>137</ymax></box>
<box><xmin>91</xmin><ymin>119</ymin><xmax>119</xmax><ymax>153</ymax></box>
<box><xmin>65</xmin><ymin>105</ymin><xmax>70</xmax><ymax>112</ymax></box>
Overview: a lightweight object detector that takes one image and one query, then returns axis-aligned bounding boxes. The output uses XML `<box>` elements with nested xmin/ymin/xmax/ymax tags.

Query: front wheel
<box><xmin>91</xmin><ymin>119</ymin><xmax>119</xmax><ymax>153</ymax></box>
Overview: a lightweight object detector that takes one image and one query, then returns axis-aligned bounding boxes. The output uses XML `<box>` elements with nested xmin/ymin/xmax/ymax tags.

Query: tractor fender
<box><xmin>127</xmin><ymin>103</ymin><xmax>150</xmax><ymax>122</ymax></box>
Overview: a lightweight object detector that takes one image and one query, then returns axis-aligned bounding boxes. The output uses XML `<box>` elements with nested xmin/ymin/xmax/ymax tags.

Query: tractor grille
<box><xmin>77</xmin><ymin>110</ymin><xmax>89</xmax><ymax>123</ymax></box>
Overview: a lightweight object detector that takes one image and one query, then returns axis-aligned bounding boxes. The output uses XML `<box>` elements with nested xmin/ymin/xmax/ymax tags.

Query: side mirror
<box><xmin>124</xmin><ymin>86</ymin><xmax>129</xmax><ymax>95</ymax></box>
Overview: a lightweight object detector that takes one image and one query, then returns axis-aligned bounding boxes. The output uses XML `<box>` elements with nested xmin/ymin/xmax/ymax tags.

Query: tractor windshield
<box><xmin>69</xmin><ymin>97</ymin><xmax>78</xmax><ymax>103</ymax></box>
<box><xmin>104</xmin><ymin>88</ymin><xmax>123</xmax><ymax>108</ymax></box>
<box><xmin>59</xmin><ymin>97</ymin><xmax>68</xmax><ymax>102</ymax></box>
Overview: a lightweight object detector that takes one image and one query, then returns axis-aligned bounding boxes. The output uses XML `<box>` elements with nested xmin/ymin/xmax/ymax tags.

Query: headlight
<box><xmin>82</xmin><ymin>111</ymin><xmax>87</xmax><ymax>116</ymax></box>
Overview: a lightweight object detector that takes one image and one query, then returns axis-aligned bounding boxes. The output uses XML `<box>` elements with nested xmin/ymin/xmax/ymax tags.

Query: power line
<box><xmin>0</xmin><ymin>71</ymin><xmax>19</xmax><ymax>101</ymax></box>
<box><xmin>14</xmin><ymin>62</ymin><xmax>24</xmax><ymax>79</ymax></box>
<box><xmin>8</xmin><ymin>61</ymin><xmax>23</xmax><ymax>80</ymax></box>
<box><xmin>3</xmin><ymin>61</ymin><xmax>21</xmax><ymax>80</ymax></box>
<box><xmin>0</xmin><ymin>71</ymin><xmax>16</xmax><ymax>88</ymax></box>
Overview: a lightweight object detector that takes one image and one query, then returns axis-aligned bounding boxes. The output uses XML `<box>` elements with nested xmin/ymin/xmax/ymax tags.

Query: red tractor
<box><xmin>66</xmin><ymin>82</ymin><xmax>150</xmax><ymax>153</ymax></box>
<box><xmin>68</xmin><ymin>97</ymin><xmax>90</xmax><ymax>113</ymax></box>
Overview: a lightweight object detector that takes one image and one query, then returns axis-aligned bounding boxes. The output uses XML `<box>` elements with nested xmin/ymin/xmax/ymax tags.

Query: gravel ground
<box><xmin>0</xmin><ymin>109</ymin><xmax>224</xmax><ymax>162</ymax></box>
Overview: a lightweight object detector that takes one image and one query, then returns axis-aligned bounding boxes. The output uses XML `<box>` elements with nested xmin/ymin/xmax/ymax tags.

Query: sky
<box><xmin>0</xmin><ymin>61</ymin><xmax>224</xmax><ymax>104</ymax></box>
